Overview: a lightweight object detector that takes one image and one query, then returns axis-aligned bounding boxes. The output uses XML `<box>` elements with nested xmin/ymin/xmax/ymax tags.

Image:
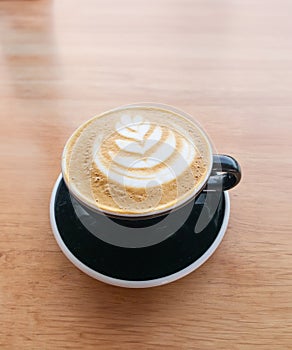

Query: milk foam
<box><xmin>63</xmin><ymin>106</ymin><xmax>211</xmax><ymax>215</ymax></box>
<box><xmin>93</xmin><ymin>115</ymin><xmax>196</xmax><ymax>189</ymax></box>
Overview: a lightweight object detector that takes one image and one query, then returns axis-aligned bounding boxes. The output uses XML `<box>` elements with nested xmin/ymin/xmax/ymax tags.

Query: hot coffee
<box><xmin>62</xmin><ymin>106</ymin><xmax>212</xmax><ymax>216</ymax></box>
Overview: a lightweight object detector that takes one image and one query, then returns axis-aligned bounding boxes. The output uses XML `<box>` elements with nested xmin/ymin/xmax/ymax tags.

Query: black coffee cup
<box><xmin>61</xmin><ymin>103</ymin><xmax>241</xmax><ymax>248</ymax></box>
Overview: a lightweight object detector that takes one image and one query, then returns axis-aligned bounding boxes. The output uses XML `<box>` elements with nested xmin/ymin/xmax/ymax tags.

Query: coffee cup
<box><xmin>61</xmin><ymin>103</ymin><xmax>241</xmax><ymax>247</ymax></box>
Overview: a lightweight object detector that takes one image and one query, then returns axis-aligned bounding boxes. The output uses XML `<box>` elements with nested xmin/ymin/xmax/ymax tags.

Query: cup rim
<box><xmin>61</xmin><ymin>103</ymin><xmax>214</xmax><ymax>219</ymax></box>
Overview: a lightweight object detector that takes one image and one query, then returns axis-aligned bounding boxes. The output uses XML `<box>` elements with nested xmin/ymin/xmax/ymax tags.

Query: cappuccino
<box><xmin>62</xmin><ymin>106</ymin><xmax>212</xmax><ymax>215</ymax></box>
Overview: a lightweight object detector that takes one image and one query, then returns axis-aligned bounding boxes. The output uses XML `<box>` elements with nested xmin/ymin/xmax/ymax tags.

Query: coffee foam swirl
<box><xmin>93</xmin><ymin>114</ymin><xmax>196</xmax><ymax>189</ymax></box>
<box><xmin>63</xmin><ymin>106</ymin><xmax>211</xmax><ymax>215</ymax></box>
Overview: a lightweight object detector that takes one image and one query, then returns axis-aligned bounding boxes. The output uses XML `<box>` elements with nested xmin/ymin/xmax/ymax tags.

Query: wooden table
<box><xmin>1</xmin><ymin>0</ymin><xmax>291</xmax><ymax>348</ymax></box>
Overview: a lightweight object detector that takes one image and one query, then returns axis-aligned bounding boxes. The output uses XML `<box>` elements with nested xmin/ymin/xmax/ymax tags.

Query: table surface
<box><xmin>1</xmin><ymin>0</ymin><xmax>291</xmax><ymax>349</ymax></box>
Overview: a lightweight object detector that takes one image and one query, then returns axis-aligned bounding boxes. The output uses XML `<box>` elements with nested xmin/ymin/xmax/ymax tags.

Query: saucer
<box><xmin>50</xmin><ymin>174</ymin><xmax>230</xmax><ymax>288</ymax></box>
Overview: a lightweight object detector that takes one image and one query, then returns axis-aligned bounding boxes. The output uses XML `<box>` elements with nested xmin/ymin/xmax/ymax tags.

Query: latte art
<box><xmin>63</xmin><ymin>106</ymin><xmax>212</xmax><ymax>215</ymax></box>
<box><xmin>93</xmin><ymin>115</ymin><xmax>196</xmax><ymax>189</ymax></box>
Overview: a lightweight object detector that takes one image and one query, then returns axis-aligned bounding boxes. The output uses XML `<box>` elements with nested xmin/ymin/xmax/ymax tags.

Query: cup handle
<box><xmin>204</xmin><ymin>154</ymin><xmax>242</xmax><ymax>191</ymax></box>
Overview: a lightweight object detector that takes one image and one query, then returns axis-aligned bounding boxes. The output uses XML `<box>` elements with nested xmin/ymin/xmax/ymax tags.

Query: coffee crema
<box><xmin>62</xmin><ymin>106</ymin><xmax>212</xmax><ymax>215</ymax></box>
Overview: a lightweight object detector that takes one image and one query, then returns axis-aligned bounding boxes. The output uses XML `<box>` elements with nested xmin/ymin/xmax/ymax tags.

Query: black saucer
<box><xmin>50</xmin><ymin>175</ymin><xmax>230</xmax><ymax>287</ymax></box>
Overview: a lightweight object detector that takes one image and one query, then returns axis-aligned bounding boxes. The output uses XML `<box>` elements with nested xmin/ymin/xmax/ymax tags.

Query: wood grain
<box><xmin>0</xmin><ymin>0</ymin><xmax>291</xmax><ymax>349</ymax></box>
